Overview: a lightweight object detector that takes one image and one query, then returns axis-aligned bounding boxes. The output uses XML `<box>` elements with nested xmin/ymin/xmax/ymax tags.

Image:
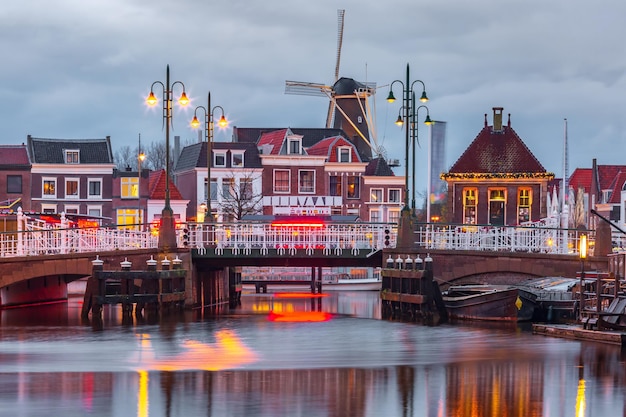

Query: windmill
<box><xmin>285</xmin><ymin>9</ymin><xmax>382</xmax><ymax>161</ymax></box>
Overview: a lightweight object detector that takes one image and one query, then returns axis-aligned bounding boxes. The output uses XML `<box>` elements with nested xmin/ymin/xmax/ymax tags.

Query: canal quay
<box><xmin>1</xmin><ymin>289</ymin><xmax>626</xmax><ymax>416</ymax></box>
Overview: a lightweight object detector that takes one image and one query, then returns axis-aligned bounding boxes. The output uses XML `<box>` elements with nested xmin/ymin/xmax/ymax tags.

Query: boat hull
<box><xmin>443</xmin><ymin>287</ymin><xmax>519</xmax><ymax>322</ymax></box>
<box><xmin>321</xmin><ymin>279</ymin><xmax>382</xmax><ymax>291</ymax></box>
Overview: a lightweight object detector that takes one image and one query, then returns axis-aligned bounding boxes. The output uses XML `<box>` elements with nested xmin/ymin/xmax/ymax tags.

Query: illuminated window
<box><xmin>43</xmin><ymin>178</ymin><xmax>56</xmax><ymax>198</ymax></box>
<box><xmin>329</xmin><ymin>175</ymin><xmax>341</xmax><ymax>196</ymax></box>
<box><xmin>65</xmin><ymin>178</ymin><xmax>79</xmax><ymax>199</ymax></box>
<box><xmin>64</xmin><ymin>149</ymin><xmax>79</xmax><ymax>164</ymax></box>
<box><xmin>370</xmin><ymin>188</ymin><xmax>383</xmax><ymax>202</ymax></box>
<box><xmin>117</xmin><ymin>208</ymin><xmax>140</xmax><ymax>230</ymax></box>
<box><xmin>121</xmin><ymin>177</ymin><xmax>138</xmax><ymax>199</ymax></box>
<box><xmin>274</xmin><ymin>170</ymin><xmax>290</xmax><ymax>193</ymax></box>
<box><xmin>463</xmin><ymin>188</ymin><xmax>477</xmax><ymax>224</ymax></box>
<box><xmin>299</xmin><ymin>170</ymin><xmax>315</xmax><ymax>193</ymax></box>
<box><xmin>518</xmin><ymin>188</ymin><xmax>531</xmax><ymax>223</ymax></box>
<box><xmin>347</xmin><ymin>176</ymin><xmax>360</xmax><ymax>199</ymax></box>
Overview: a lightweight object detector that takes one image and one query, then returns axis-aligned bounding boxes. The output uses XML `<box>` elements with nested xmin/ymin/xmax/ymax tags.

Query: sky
<box><xmin>2</xmin><ymin>0</ymin><xmax>626</xmax><ymax>195</ymax></box>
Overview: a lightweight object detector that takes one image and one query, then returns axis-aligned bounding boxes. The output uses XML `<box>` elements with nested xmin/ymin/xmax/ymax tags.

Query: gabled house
<box><xmin>27</xmin><ymin>136</ymin><xmax>115</xmax><ymax>221</ymax></box>
<box><xmin>146</xmin><ymin>169</ymin><xmax>188</xmax><ymax>224</ymax></box>
<box><xmin>441</xmin><ymin>108</ymin><xmax>554</xmax><ymax>226</ymax></box>
<box><xmin>111</xmin><ymin>167</ymin><xmax>150</xmax><ymax>229</ymax></box>
<box><xmin>174</xmin><ymin>141</ymin><xmax>262</xmax><ymax>222</ymax></box>
<box><xmin>0</xmin><ymin>144</ymin><xmax>31</xmax><ymax>213</ymax></box>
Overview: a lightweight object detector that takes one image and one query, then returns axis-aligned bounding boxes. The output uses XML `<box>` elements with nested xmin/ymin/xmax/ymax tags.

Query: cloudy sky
<box><xmin>2</xmin><ymin>0</ymin><xmax>626</xmax><ymax>191</ymax></box>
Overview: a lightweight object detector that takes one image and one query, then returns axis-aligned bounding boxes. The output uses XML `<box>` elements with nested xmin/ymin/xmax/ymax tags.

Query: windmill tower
<box><xmin>285</xmin><ymin>9</ymin><xmax>380</xmax><ymax>161</ymax></box>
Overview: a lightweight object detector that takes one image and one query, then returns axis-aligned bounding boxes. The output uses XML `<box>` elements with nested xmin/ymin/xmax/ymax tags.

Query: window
<box><xmin>370</xmin><ymin>188</ymin><xmax>383</xmax><ymax>202</ymax></box>
<box><xmin>204</xmin><ymin>177</ymin><xmax>218</xmax><ymax>201</ymax></box>
<box><xmin>88</xmin><ymin>206</ymin><xmax>103</xmax><ymax>225</ymax></box>
<box><xmin>299</xmin><ymin>170</ymin><xmax>315</xmax><ymax>193</ymax></box>
<box><xmin>222</xmin><ymin>178</ymin><xmax>235</xmax><ymax>200</ymax></box>
<box><xmin>121</xmin><ymin>177</ymin><xmax>138</xmax><ymax>199</ymax></box>
<box><xmin>370</xmin><ymin>209</ymin><xmax>381</xmax><ymax>222</ymax></box>
<box><xmin>7</xmin><ymin>175</ymin><xmax>22</xmax><ymax>193</ymax></box>
<box><xmin>388</xmin><ymin>189</ymin><xmax>401</xmax><ymax>203</ymax></box>
<box><xmin>388</xmin><ymin>209</ymin><xmax>400</xmax><ymax>224</ymax></box>
<box><xmin>41</xmin><ymin>204</ymin><xmax>57</xmax><ymax>214</ymax></box>
<box><xmin>274</xmin><ymin>170</ymin><xmax>290</xmax><ymax>193</ymax></box>
<box><xmin>64</xmin><ymin>149</ymin><xmax>79</xmax><ymax>164</ymax></box>
<box><xmin>338</xmin><ymin>147</ymin><xmax>351</xmax><ymax>163</ymax></box>
<box><xmin>518</xmin><ymin>188</ymin><xmax>531</xmax><ymax>224</ymax></box>
<box><xmin>64</xmin><ymin>205</ymin><xmax>79</xmax><ymax>214</ymax></box>
<box><xmin>117</xmin><ymin>208</ymin><xmax>141</xmax><ymax>230</ymax></box>
<box><xmin>347</xmin><ymin>176</ymin><xmax>360</xmax><ymax>199</ymax></box>
<box><xmin>65</xmin><ymin>178</ymin><xmax>79</xmax><ymax>199</ymax></box>
<box><xmin>329</xmin><ymin>175</ymin><xmax>341</xmax><ymax>196</ymax></box>
<box><xmin>88</xmin><ymin>179</ymin><xmax>102</xmax><ymax>198</ymax></box>
<box><xmin>288</xmin><ymin>138</ymin><xmax>301</xmax><ymax>154</ymax></box>
<box><xmin>489</xmin><ymin>188</ymin><xmax>506</xmax><ymax>226</ymax></box>
<box><xmin>463</xmin><ymin>188</ymin><xmax>477</xmax><ymax>224</ymax></box>
<box><xmin>240</xmin><ymin>178</ymin><xmax>253</xmax><ymax>200</ymax></box>
<box><xmin>232</xmin><ymin>151</ymin><xmax>244</xmax><ymax>168</ymax></box>
<box><xmin>214</xmin><ymin>152</ymin><xmax>226</xmax><ymax>167</ymax></box>
<box><xmin>43</xmin><ymin>178</ymin><xmax>56</xmax><ymax>198</ymax></box>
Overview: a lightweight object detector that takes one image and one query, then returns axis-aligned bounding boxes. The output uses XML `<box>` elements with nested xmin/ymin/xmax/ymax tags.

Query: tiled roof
<box><xmin>306</xmin><ymin>136</ymin><xmax>362</xmax><ymax>163</ymax></box>
<box><xmin>607</xmin><ymin>171</ymin><xmax>626</xmax><ymax>204</ymax></box>
<box><xmin>447</xmin><ymin>125</ymin><xmax>546</xmax><ymax>174</ymax></box>
<box><xmin>597</xmin><ymin>165</ymin><xmax>626</xmax><ymax>190</ymax></box>
<box><xmin>568</xmin><ymin>168</ymin><xmax>592</xmax><ymax>193</ymax></box>
<box><xmin>148</xmin><ymin>170</ymin><xmax>184</xmax><ymax>200</ymax></box>
<box><xmin>0</xmin><ymin>145</ymin><xmax>30</xmax><ymax>168</ymax></box>
<box><xmin>364</xmin><ymin>157</ymin><xmax>396</xmax><ymax>176</ymax></box>
<box><xmin>257</xmin><ymin>129</ymin><xmax>289</xmax><ymax>155</ymax></box>
<box><xmin>27</xmin><ymin>136</ymin><xmax>114</xmax><ymax>164</ymax></box>
<box><xmin>175</xmin><ymin>141</ymin><xmax>262</xmax><ymax>172</ymax></box>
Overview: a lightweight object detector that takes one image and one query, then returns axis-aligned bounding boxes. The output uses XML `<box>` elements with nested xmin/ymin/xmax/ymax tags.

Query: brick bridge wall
<box><xmin>385</xmin><ymin>249</ymin><xmax>608</xmax><ymax>288</ymax></box>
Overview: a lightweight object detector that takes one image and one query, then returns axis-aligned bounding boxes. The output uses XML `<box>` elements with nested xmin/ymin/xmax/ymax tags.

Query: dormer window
<box><xmin>338</xmin><ymin>147</ymin><xmax>351</xmax><ymax>163</ymax></box>
<box><xmin>288</xmin><ymin>138</ymin><xmax>301</xmax><ymax>155</ymax></box>
<box><xmin>232</xmin><ymin>151</ymin><xmax>244</xmax><ymax>168</ymax></box>
<box><xmin>64</xmin><ymin>149</ymin><xmax>79</xmax><ymax>164</ymax></box>
<box><xmin>214</xmin><ymin>151</ymin><xmax>226</xmax><ymax>167</ymax></box>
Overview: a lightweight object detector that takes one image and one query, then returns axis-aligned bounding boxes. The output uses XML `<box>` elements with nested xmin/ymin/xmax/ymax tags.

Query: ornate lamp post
<box><xmin>145</xmin><ymin>65</ymin><xmax>190</xmax><ymax>250</ymax></box>
<box><xmin>138</xmin><ymin>149</ymin><xmax>146</xmax><ymax>230</ymax></box>
<box><xmin>394</xmin><ymin>100</ymin><xmax>432</xmax><ymax>215</ymax></box>
<box><xmin>387</xmin><ymin>63</ymin><xmax>430</xmax><ymax>248</ymax></box>
<box><xmin>190</xmin><ymin>91</ymin><xmax>228</xmax><ymax>223</ymax></box>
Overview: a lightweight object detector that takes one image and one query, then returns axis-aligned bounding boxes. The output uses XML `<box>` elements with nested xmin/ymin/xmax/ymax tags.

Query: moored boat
<box><xmin>321</xmin><ymin>274</ymin><xmax>382</xmax><ymax>291</ymax></box>
<box><xmin>442</xmin><ymin>285</ymin><xmax>520</xmax><ymax>321</ymax></box>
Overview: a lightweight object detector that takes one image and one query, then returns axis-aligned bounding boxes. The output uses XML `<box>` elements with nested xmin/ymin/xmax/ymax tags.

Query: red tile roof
<box><xmin>568</xmin><ymin>168</ymin><xmax>591</xmax><ymax>193</ymax></box>
<box><xmin>257</xmin><ymin>129</ymin><xmax>289</xmax><ymax>155</ymax></box>
<box><xmin>448</xmin><ymin>125</ymin><xmax>546</xmax><ymax>174</ymax></box>
<box><xmin>607</xmin><ymin>171</ymin><xmax>626</xmax><ymax>204</ymax></box>
<box><xmin>306</xmin><ymin>136</ymin><xmax>362</xmax><ymax>162</ymax></box>
<box><xmin>148</xmin><ymin>170</ymin><xmax>184</xmax><ymax>200</ymax></box>
<box><xmin>0</xmin><ymin>145</ymin><xmax>30</xmax><ymax>166</ymax></box>
<box><xmin>597</xmin><ymin>165</ymin><xmax>626</xmax><ymax>190</ymax></box>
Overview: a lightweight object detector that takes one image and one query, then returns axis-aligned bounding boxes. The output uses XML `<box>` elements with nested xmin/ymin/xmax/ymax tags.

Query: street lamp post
<box><xmin>190</xmin><ymin>91</ymin><xmax>227</xmax><ymax>223</ymax></box>
<box><xmin>387</xmin><ymin>63</ymin><xmax>430</xmax><ymax>248</ymax></box>
<box><xmin>138</xmin><ymin>148</ymin><xmax>145</xmax><ymax>230</ymax></box>
<box><xmin>145</xmin><ymin>65</ymin><xmax>190</xmax><ymax>251</ymax></box>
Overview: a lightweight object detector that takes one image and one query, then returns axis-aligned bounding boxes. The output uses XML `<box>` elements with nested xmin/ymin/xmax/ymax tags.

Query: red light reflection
<box><xmin>274</xmin><ymin>292</ymin><xmax>328</xmax><ymax>299</ymax></box>
<box><xmin>268</xmin><ymin>311</ymin><xmax>333</xmax><ymax>322</ymax></box>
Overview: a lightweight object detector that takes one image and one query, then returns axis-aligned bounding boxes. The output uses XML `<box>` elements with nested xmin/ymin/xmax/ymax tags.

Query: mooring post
<box><xmin>81</xmin><ymin>255</ymin><xmax>104</xmax><ymax>318</ymax></box>
<box><xmin>120</xmin><ymin>258</ymin><xmax>132</xmax><ymax>316</ymax></box>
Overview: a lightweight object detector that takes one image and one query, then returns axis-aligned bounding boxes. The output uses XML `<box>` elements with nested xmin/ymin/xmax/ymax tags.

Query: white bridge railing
<box><xmin>414</xmin><ymin>223</ymin><xmax>592</xmax><ymax>256</ymax></box>
<box><xmin>0</xmin><ymin>209</ymin><xmax>592</xmax><ymax>259</ymax></box>
<box><xmin>182</xmin><ymin>221</ymin><xmax>396</xmax><ymax>256</ymax></box>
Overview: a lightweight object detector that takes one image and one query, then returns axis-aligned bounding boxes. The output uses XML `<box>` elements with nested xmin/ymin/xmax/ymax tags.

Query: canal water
<box><xmin>0</xmin><ymin>291</ymin><xmax>625</xmax><ymax>417</ymax></box>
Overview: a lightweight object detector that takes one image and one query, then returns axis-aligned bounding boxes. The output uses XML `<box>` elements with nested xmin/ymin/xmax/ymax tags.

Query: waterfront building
<box><xmin>0</xmin><ymin>144</ymin><xmax>31</xmax><ymax>213</ymax></box>
<box><xmin>26</xmin><ymin>135</ymin><xmax>115</xmax><ymax>221</ymax></box>
<box><xmin>174</xmin><ymin>141</ymin><xmax>263</xmax><ymax>222</ymax></box>
<box><xmin>441</xmin><ymin>107</ymin><xmax>554</xmax><ymax>226</ymax></box>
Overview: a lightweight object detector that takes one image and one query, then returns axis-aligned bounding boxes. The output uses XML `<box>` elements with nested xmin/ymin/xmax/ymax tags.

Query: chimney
<box><xmin>493</xmin><ymin>107</ymin><xmax>504</xmax><ymax>132</ymax></box>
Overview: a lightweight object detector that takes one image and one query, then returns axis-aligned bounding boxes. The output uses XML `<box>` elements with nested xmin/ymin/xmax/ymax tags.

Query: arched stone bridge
<box><xmin>389</xmin><ymin>249</ymin><xmax>608</xmax><ymax>287</ymax></box>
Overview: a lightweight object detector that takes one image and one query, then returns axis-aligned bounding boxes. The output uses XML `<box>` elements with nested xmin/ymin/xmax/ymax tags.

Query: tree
<box><xmin>114</xmin><ymin>145</ymin><xmax>138</xmax><ymax>171</ymax></box>
<box><xmin>218</xmin><ymin>171</ymin><xmax>263</xmax><ymax>221</ymax></box>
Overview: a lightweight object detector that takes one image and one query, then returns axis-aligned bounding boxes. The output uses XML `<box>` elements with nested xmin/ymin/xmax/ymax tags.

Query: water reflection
<box><xmin>0</xmin><ymin>292</ymin><xmax>625</xmax><ymax>416</ymax></box>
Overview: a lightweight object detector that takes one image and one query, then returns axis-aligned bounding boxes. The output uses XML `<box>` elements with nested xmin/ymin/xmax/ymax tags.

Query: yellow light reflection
<box><xmin>137</xmin><ymin>370</ymin><xmax>149</xmax><ymax>417</ymax></box>
<box><xmin>136</xmin><ymin>330</ymin><xmax>257</xmax><ymax>372</ymax></box>
<box><xmin>576</xmin><ymin>378</ymin><xmax>586</xmax><ymax>417</ymax></box>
